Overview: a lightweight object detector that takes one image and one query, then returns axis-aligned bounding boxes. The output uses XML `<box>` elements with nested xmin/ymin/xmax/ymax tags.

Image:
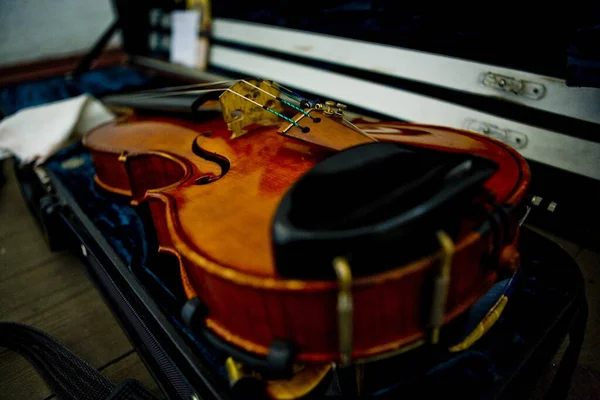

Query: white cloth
<box><xmin>0</xmin><ymin>94</ymin><xmax>115</xmax><ymax>164</ymax></box>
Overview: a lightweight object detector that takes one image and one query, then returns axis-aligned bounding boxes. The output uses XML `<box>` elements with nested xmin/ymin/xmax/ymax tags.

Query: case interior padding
<box><xmin>5</xmin><ymin>66</ymin><xmax>585</xmax><ymax>397</ymax></box>
<box><xmin>45</xmin><ymin>141</ymin><xmax>584</xmax><ymax>397</ymax></box>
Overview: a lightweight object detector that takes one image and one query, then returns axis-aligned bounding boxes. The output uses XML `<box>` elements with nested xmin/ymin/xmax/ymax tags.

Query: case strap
<box><xmin>0</xmin><ymin>322</ymin><xmax>159</xmax><ymax>400</ymax></box>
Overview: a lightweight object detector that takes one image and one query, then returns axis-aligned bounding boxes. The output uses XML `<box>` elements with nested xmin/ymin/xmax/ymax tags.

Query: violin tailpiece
<box><xmin>278</xmin><ymin>109</ymin><xmax>375</xmax><ymax>152</ymax></box>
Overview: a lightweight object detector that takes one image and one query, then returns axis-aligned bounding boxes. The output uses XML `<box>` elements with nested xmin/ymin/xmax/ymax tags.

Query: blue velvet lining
<box><xmin>46</xmin><ymin>145</ymin><xmax>143</xmax><ymax>266</ymax></box>
<box><xmin>45</xmin><ymin>142</ymin><xmax>229</xmax><ymax>380</ymax></box>
<box><xmin>0</xmin><ymin>66</ymin><xmax>148</xmax><ymax>116</ymax></box>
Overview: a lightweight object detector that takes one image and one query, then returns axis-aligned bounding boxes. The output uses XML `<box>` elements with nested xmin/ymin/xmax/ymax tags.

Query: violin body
<box><xmin>84</xmin><ymin>111</ymin><xmax>529</xmax><ymax>364</ymax></box>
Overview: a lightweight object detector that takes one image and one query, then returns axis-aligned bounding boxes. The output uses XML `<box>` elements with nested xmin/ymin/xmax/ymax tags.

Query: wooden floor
<box><xmin>0</xmin><ymin>158</ymin><xmax>599</xmax><ymax>399</ymax></box>
<box><xmin>0</xmin><ymin>161</ymin><xmax>160</xmax><ymax>400</ymax></box>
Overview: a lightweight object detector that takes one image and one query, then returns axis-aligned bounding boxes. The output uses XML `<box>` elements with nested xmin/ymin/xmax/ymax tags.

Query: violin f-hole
<box><xmin>192</xmin><ymin>136</ymin><xmax>231</xmax><ymax>185</ymax></box>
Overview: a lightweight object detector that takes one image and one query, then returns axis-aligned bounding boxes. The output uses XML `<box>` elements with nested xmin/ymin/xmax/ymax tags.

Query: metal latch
<box><xmin>464</xmin><ymin>119</ymin><xmax>528</xmax><ymax>150</ymax></box>
<box><xmin>482</xmin><ymin>72</ymin><xmax>546</xmax><ymax>100</ymax></box>
<box><xmin>33</xmin><ymin>165</ymin><xmax>54</xmax><ymax>193</ymax></box>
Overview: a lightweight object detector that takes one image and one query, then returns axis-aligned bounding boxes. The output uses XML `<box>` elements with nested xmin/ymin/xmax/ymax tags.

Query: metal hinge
<box><xmin>482</xmin><ymin>72</ymin><xmax>546</xmax><ymax>100</ymax></box>
<box><xmin>464</xmin><ymin>119</ymin><xmax>528</xmax><ymax>150</ymax></box>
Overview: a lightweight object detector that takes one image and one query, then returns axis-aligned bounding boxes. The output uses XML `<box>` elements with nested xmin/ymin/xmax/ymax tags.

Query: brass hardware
<box><xmin>428</xmin><ymin>231</ymin><xmax>455</xmax><ymax>344</ymax></box>
<box><xmin>333</xmin><ymin>256</ymin><xmax>353</xmax><ymax>366</ymax></box>
<box><xmin>265</xmin><ymin>364</ymin><xmax>332</xmax><ymax>399</ymax></box>
<box><xmin>225</xmin><ymin>357</ymin><xmax>261</xmax><ymax>387</ymax></box>
<box><xmin>323</xmin><ymin>100</ymin><xmax>337</xmax><ymax>116</ymax></box>
<box><xmin>322</xmin><ymin>101</ymin><xmax>347</xmax><ymax>118</ymax></box>
<box><xmin>118</xmin><ymin>152</ymin><xmax>128</xmax><ymax>163</ymax></box>
<box><xmin>335</xmin><ymin>103</ymin><xmax>347</xmax><ymax>118</ymax></box>
<box><xmin>226</xmin><ymin>357</ymin><xmax>332</xmax><ymax>399</ymax></box>
<box><xmin>449</xmin><ymin>294</ymin><xmax>508</xmax><ymax>352</ymax></box>
<box><xmin>225</xmin><ymin>357</ymin><xmax>244</xmax><ymax>384</ymax></box>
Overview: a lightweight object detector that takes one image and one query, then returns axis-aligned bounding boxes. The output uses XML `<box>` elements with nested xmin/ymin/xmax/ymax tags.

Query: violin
<box><xmin>85</xmin><ymin>79</ymin><xmax>529</xmax><ymax>381</ymax></box>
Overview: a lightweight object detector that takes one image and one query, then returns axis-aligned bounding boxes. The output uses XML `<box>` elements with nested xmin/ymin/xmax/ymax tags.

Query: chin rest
<box><xmin>272</xmin><ymin>142</ymin><xmax>498</xmax><ymax>279</ymax></box>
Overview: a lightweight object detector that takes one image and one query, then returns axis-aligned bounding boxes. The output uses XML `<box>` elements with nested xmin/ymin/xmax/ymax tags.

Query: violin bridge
<box><xmin>219</xmin><ymin>79</ymin><xmax>284</xmax><ymax>139</ymax></box>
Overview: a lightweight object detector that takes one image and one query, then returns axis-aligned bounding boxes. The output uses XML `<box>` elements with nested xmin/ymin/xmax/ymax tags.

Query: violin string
<box><xmin>106</xmin><ymin>78</ymin><xmax>311</xmax><ymax>132</ymax></box>
<box><xmin>240</xmin><ymin>80</ymin><xmax>314</xmax><ymax>120</ymax></box>
<box><xmin>111</xmin><ymin>78</ymin><xmax>312</xmax><ymax>108</ymax></box>
<box><xmin>113</xmin><ymin>78</ymin><xmax>313</xmax><ymax>111</ymax></box>
<box><xmin>150</xmin><ymin>79</ymin><xmax>239</xmax><ymax>91</ymax></box>
<box><xmin>107</xmin><ymin>85</ymin><xmax>304</xmax><ymax>129</ymax></box>
<box><xmin>112</xmin><ymin>88</ymin><xmax>233</xmax><ymax>101</ymax></box>
<box><xmin>120</xmin><ymin>79</ymin><xmax>239</xmax><ymax>98</ymax></box>
<box><xmin>263</xmin><ymin>81</ymin><xmax>307</xmax><ymax>103</ymax></box>
<box><xmin>342</xmin><ymin>119</ymin><xmax>378</xmax><ymax>142</ymax></box>
<box><xmin>119</xmin><ymin>82</ymin><xmax>310</xmax><ymax>131</ymax></box>
<box><xmin>225</xmin><ymin>89</ymin><xmax>309</xmax><ymax>132</ymax></box>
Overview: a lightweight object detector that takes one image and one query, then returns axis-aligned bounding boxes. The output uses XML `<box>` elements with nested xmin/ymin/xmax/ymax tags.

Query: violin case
<box><xmin>2</xmin><ymin>2</ymin><xmax>594</xmax><ymax>399</ymax></box>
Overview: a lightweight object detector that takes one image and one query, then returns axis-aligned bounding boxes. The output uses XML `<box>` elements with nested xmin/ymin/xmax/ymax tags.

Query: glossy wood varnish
<box><xmin>84</xmin><ymin>115</ymin><xmax>530</xmax><ymax>363</ymax></box>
